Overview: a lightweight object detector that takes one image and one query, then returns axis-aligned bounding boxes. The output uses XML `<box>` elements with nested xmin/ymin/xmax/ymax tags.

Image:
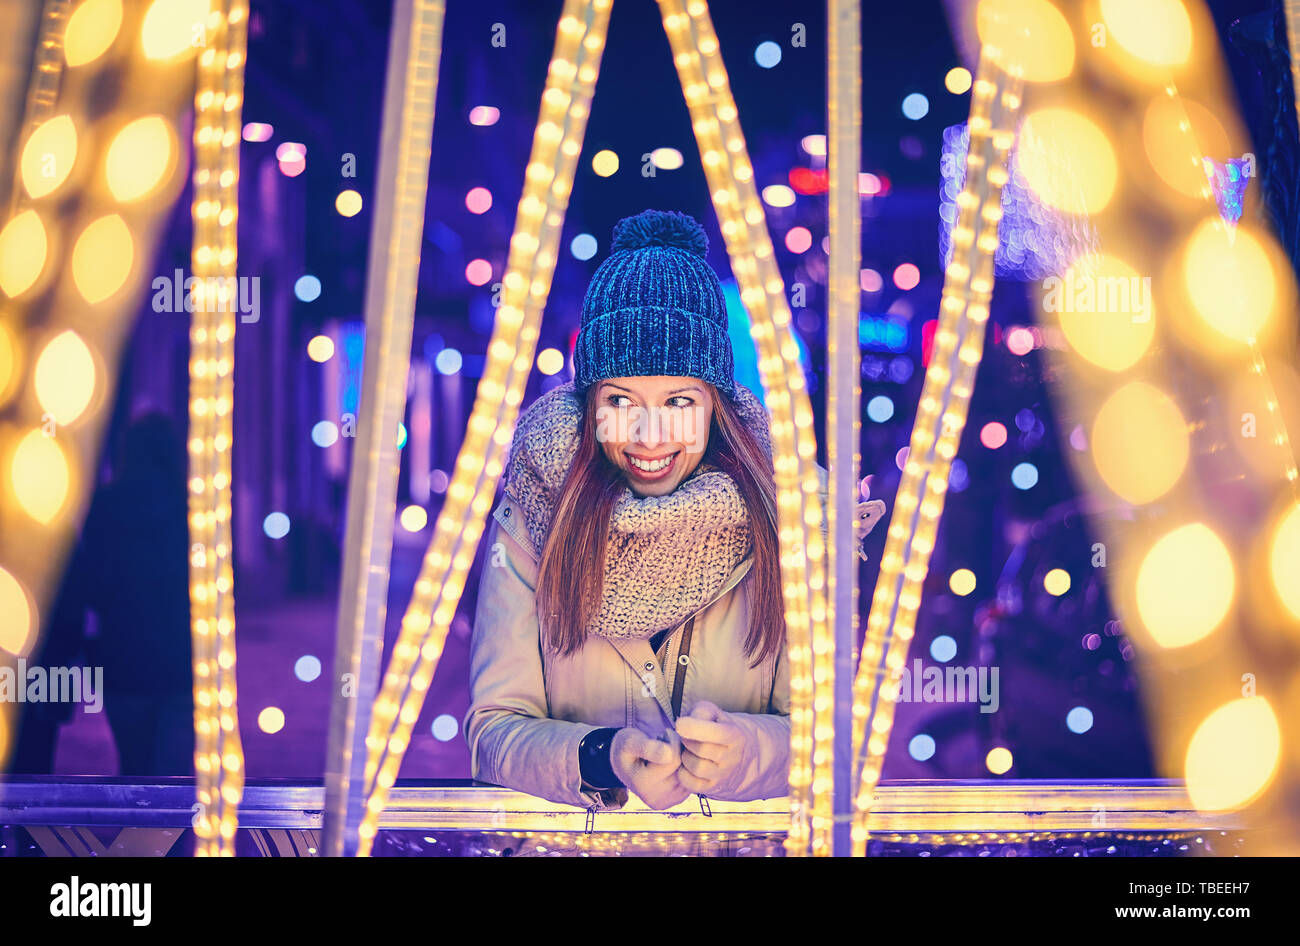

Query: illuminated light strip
<box><xmin>323</xmin><ymin>0</ymin><xmax>448</xmax><ymax>858</ymax></box>
<box><xmin>850</xmin><ymin>55</ymin><xmax>1023</xmax><ymax>856</ymax></box>
<box><xmin>213</xmin><ymin>0</ymin><xmax>248</xmax><ymax>853</ymax></box>
<box><xmin>188</xmin><ymin>0</ymin><xmax>248</xmax><ymax>856</ymax></box>
<box><xmin>825</xmin><ymin>0</ymin><xmax>861</xmax><ymax>857</ymax></box>
<box><xmin>657</xmin><ymin>0</ymin><xmax>828</xmax><ymax>855</ymax></box>
<box><xmin>355</xmin><ymin>0</ymin><xmax>610</xmax><ymax>856</ymax></box>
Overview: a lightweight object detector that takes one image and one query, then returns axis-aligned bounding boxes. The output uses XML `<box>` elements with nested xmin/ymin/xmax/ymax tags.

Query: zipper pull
<box><xmin>585</xmin><ymin>804</ymin><xmax>597</xmax><ymax>834</ymax></box>
<box><xmin>697</xmin><ymin>794</ymin><xmax>712</xmax><ymax>817</ymax></box>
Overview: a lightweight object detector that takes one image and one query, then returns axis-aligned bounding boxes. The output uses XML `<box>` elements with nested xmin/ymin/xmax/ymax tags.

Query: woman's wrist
<box><xmin>578</xmin><ymin>726</ymin><xmax>624</xmax><ymax>790</ymax></box>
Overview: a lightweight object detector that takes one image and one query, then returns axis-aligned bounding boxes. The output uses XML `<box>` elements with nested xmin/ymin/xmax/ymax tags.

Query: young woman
<box><xmin>464</xmin><ymin>209</ymin><xmax>886</xmax><ymax>812</ymax></box>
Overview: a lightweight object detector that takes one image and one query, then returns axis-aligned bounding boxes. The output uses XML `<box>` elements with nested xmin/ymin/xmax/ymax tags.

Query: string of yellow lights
<box><xmin>851</xmin><ymin>49</ymin><xmax>1023</xmax><ymax>856</ymax></box>
<box><xmin>188</xmin><ymin>0</ymin><xmax>248</xmax><ymax>857</ymax></box>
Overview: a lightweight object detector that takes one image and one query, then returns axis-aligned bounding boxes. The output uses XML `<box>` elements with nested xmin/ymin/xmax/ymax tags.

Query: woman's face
<box><xmin>595</xmin><ymin>376</ymin><xmax>714</xmax><ymax>497</ymax></box>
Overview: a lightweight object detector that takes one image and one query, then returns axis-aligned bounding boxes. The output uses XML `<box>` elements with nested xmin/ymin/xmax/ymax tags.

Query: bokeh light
<box><xmin>72</xmin><ymin>214</ymin><xmax>133</xmax><ymax>303</ymax></box>
<box><xmin>866</xmin><ymin>395</ymin><xmax>894</xmax><ymax>422</ymax></box>
<box><xmin>263</xmin><ymin>512</ymin><xmax>291</xmax><ymax>539</ymax></box>
<box><xmin>294</xmin><ymin>655</ymin><xmax>322</xmax><ymax>683</ymax></box>
<box><xmin>979</xmin><ymin>421</ymin><xmax>1007</xmax><ymax>449</ymax></box>
<box><xmin>435</xmin><ymin>348</ymin><xmax>463</xmax><ymax>375</ymax></box>
<box><xmin>1136</xmin><ymin>523</ymin><xmax>1234</xmax><ymax>648</ymax></box>
<box><xmin>985</xmin><ymin>747</ymin><xmax>1013</xmax><ymax>775</ymax></box>
<box><xmin>1011</xmin><ymin>462</ymin><xmax>1039</xmax><ymax>490</ymax></box>
<box><xmin>335</xmin><ymin>189</ymin><xmax>363</xmax><ymax>217</ymax></box>
<box><xmin>1006</xmin><ymin>327</ymin><xmax>1035</xmax><ymax>356</ymax></box>
<box><xmin>1055</xmin><ymin>254</ymin><xmax>1155</xmax><ymax>370</ymax></box>
<box><xmin>860</xmin><ymin>268</ymin><xmax>883</xmax><ymax>292</ymax></box>
<box><xmin>1184</xmin><ymin>698</ymin><xmax>1281</xmax><ymax>812</ymax></box>
<box><xmin>307</xmin><ymin>334</ymin><xmax>334</xmax><ymax>362</ymax></box>
<box><xmin>311</xmin><ymin>421</ymin><xmax>339</xmax><ymax>448</ymax></box>
<box><xmin>1043</xmin><ymin>568</ymin><xmax>1071</xmax><ymax>596</ymax></box>
<box><xmin>975</xmin><ymin>0</ymin><xmax>1075</xmax><ymax>83</ymax></box>
<box><xmin>908</xmin><ymin>734</ymin><xmax>936</xmax><ymax>762</ymax></box>
<box><xmin>11</xmin><ymin>430</ymin><xmax>70</xmax><ymax>523</ymax></box>
<box><xmin>468</xmin><ymin>106</ymin><xmax>499</xmax><ymax>126</ymax></box>
<box><xmin>1270</xmin><ymin>504</ymin><xmax>1300</xmax><ymax>621</ymax></box>
<box><xmin>465</xmin><ymin>259</ymin><xmax>492</xmax><ymax>286</ymax></box>
<box><xmin>930</xmin><ymin>635</ymin><xmax>957</xmax><ymax>662</ymax></box>
<box><xmin>465</xmin><ymin>186</ymin><xmax>491</xmax><ymax>214</ymax></box>
<box><xmin>536</xmin><ymin>348</ymin><xmax>564</xmax><ymax>375</ymax></box>
<box><xmin>1099</xmin><ymin>0</ymin><xmax>1193</xmax><ymax>68</ymax></box>
<box><xmin>1018</xmin><ymin>109</ymin><xmax>1117</xmax><ymax>214</ymax></box>
<box><xmin>65</xmin><ymin>0</ymin><xmax>123</xmax><ymax>67</ymax></box>
<box><xmin>949</xmin><ymin>568</ymin><xmax>976</xmax><ymax>596</ymax></box>
<box><xmin>1142</xmin><ymin>97</ymin><xmax>1228</xmax><ymax>199</ymax></box>
<box><xmin>141</xmin><ymin>0</ymin><xmax>210</xmax><ymax>61</ymax></box>
<box><xmin>901</xmin><ymin>93</ymin><xmax>929</xmax><ymax>120</ymax></box>
<box><xmin>399</xmin><ymin>505</ymin><xmax>428</xmax><ymax>532</ymax></box>
<box><xmin>257</xmin><ymin>706</ymin><xmax>286</xmax><ymax>735</ymax></box>
<box><xmin>649</xmin><ymin>147</ymin><xmax>683</xmax><ymax>170</ymax></box>
<box><xmin>105</xmin><ymin>115</ymin><xmax>174</xmax><ymax>202</ymax></box>
<box><xmin>592</xmin><ymin>149</ymin><xmax>619</xmax><ymax>177</ymax></box>
<box><xmin>570</xmin><ymin>234</ymin><xmax>597</xmax><ymax>261</ymax></box>
<box><xmin>944</xmin><ymin>66</ymin><xmax>972</xmax><ymax>94</ymax></box>
<box><xmin>801</xmin><ymin>135</ymin><xmax>826</xmax><ymax>157</ymax></box>
<box><xmin>21</xmin><ymin>115</ymin><xmax>76</xmax><ymax>199</ymax></box>
<box><xmin>0</xmin><ymin>210</ymin><xmax>48</xmax><ymax>297</ymax></box>
<box><xmin>762</xmin><ymin>184</ymin><xmax>796</xmax><ymax>208</ymax></box>
<box><xmin>432</xmin><ymin>714</ymin><xmax>460</xmax><ymax>742</ymax></box>
<box><xmin>892</xmin><ymin>263</ymin><xmax>919</xmax><ymax>290</ymax></box>
<box><xmin>294</xmin><ymin>275</ymin><xmax>321</xmax><ymax>302</ymax></box>
<box><xmin>0</xmin><ymin>567</ymin><xmax>33</xmax><ymax>656</ymax></box>
<box><xmin>1183</xmin><ymin>220</ymin><xmax>1275</xmax><ymax>342</ymax></box>
<box><xmin>784</xmin><ymin>227</ymin><xmax>812</xmax><ymax>254</ymax></box>
<box><xmin>754</xmin><ymin>41</ymin><xmax>781</xmax><ymax>68</ymax></box>
<box><xmin>1091</xmin><ymin>382</ymin><xmax>1188</xmax><ymax>504</ymax></box>
<box><xmin>1066</xmin><ymin>706</ymin><xmax>1094</xmax><ymax>734</ymax></box>
<box><xmin>242</xmin><ymin>122</ymin><xmax>273</xmax><ymax>142</ymax></box>
<box><xmin>35</xmin><ymin>331</ymin><xmax>96</xmax><ymax>426</ymax></box>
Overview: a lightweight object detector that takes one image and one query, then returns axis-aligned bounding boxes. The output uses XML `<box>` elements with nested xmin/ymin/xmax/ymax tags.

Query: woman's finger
<box><xmin>680</xmin><ymin>736</ymin><xmax>727</xmax><ymax>763</ymax></box>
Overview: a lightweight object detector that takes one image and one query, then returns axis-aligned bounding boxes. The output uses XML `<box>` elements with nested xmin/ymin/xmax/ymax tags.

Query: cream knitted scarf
<box><xmin>503</xmin><ymin>380</ymin><xmax>773</xmax><ymax>640</ymax></box>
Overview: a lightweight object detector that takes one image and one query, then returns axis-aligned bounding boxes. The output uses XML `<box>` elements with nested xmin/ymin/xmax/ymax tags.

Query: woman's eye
<box><xmin>666</xmin><ymin>396</ymin><xmax>694</xmax><ymax>408</ymax></box>
<box><xmin>607</xmin><ymin>394</ymin><xmax>631</xmax><ymax>408</ymax></box>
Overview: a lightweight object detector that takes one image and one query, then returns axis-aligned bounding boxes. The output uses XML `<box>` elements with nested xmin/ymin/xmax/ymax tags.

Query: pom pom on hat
<box><xmin>610</xmin><ymin>208</ymin><xmax>708</xmax><ymax>257</ymax></box>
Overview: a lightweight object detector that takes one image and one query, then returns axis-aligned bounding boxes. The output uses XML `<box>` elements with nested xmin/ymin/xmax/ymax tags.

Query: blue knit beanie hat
<box><xmin>573</xmin><ymin>208</ymin><xmax>736</xmax><ymax>400</ymax></box>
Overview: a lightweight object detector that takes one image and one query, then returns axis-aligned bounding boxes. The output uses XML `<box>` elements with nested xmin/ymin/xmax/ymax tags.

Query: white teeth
<box><xmin>629</xmin><ymin>453</ymin><xmax>675</xmax><ymax>473</ymax></box>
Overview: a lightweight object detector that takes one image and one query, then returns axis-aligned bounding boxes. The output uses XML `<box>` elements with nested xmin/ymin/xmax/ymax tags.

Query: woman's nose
<box><xmin>630</xmin><ymin>406</ymin><xmax>664</xmax><ymax>448</ymax></box>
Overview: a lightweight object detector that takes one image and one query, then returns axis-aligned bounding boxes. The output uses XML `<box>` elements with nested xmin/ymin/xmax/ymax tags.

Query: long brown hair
<box><xmin>534</xmin><ymin>382</ymin><xmax>785</xmax><ymax>670</ymax></box>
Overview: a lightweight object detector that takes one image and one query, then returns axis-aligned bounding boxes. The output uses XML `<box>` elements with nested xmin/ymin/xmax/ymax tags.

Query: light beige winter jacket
<box><xmin>462</xmin><ymin>471</ymin><xmax>830</xmax><ymax>812</ymax></box>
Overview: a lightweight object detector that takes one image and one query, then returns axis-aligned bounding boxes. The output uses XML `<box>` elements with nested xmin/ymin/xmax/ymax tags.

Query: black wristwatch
<box><xmin>578</xmin><ymin>727</ymin><xmax>623</xmax><ymax>790</ymax></box>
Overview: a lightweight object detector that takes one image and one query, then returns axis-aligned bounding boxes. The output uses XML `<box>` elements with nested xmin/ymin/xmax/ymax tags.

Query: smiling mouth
<box><xmin>625</xmin><ymin>451</ymin><xmax>680</xmax><ymax>478</ymax></box>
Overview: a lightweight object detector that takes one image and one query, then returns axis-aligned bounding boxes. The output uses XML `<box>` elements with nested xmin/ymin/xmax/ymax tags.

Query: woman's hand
<box><xmin>609</xmin><ymin>727</ymin><xmax>692</xmax><ymax>810</ymax></box>
<box><xmin>675</xmin><ymin>700</ymin><xmax>746</xmax><ymax>794</ymax></box>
